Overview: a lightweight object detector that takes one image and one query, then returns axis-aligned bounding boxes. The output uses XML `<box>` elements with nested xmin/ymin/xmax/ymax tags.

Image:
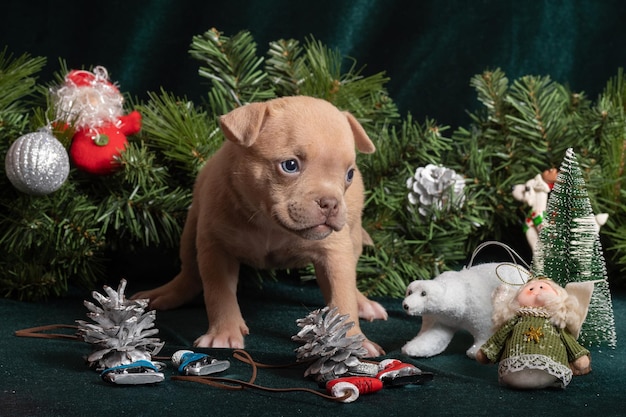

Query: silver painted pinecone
<box><xmin>76</xmin><ymin>279</ymin><xmax>164</xmax><ymax>371</ymax></box>
<box><xmin>292</xmin><ymin>307</ymin><xmax>378</xmax><ymax>384</ymax></box>
<box><xmin>407</xmin><ymin>164</ymin><xmax>465</xmax><ymax>217</ymax></box>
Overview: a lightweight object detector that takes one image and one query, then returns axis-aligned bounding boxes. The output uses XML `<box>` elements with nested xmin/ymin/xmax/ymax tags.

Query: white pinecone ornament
<box><xmin>292</xmin><ymin>307</ymin><xmax>378</xmax><ymax>384</ymax></box>
<box><xmin>76</xmin><ymin>279</ymin><xmax>164</xmax><ymax>371</ymax></box>
<box><xmin>406</xmin><ymin>164</ymin><xmax>465</xmax><ymax>217</ymax></box>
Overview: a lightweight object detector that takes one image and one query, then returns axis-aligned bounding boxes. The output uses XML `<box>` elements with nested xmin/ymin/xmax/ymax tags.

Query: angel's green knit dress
<box><xmin>480</xmin><ymin>307</ymin><xmax>590</xmax><ymax>389</ymax></box>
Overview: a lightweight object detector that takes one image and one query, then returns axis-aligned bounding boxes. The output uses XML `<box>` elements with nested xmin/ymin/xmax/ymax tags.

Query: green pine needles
<box><xmin>1</xmin><ymin>29</ymin><xmax>626</xmax><ymax>301</ymax></box>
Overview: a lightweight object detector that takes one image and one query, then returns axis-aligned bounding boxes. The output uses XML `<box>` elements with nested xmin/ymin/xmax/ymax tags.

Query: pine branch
<box><xmin>86</xmin><ymin>142</ymin><xmax>191</xmax><ymax>250</ymax></box>
<box><xmin>0</xmin><ymin>47</ymin><xmax>46</xmax><ymax>112</ymax></box>
<box><xmin>505</xmin><ymin>75</ymin><xmax>577</xmax><ymax>168</ymax></box>
<box><xmin>266</xmin><ymin>38</ymin><xmax>305</xmax><ymax>96</ymax></box>
<box><xmin>357</xmin><ymin>117</ymin><xmax>481</xmax><ymax>297</ymax></box>
<box><xmin>94</xmin><ymin>183</ymin><xmax>189</xmax><ymax>249</ymax></box>
<box><xmin>582</xmin><ymin>69</ymin><xmax>626</xmax><ymax>286</ymax></box>
<box><xmin>470</xmin><ymin>68</ymin><xmax>511</xmax><ymax>126</ymax></box>
<box><xmin>0</xmin><ymin>49</ymin><xmax>47</xmax><ymax>157</ymax></box>
<box><xmin>0</xmin><ymin>185</ymin><xmax>106</xmax><ymax>300</ymax></box>
<box><xmin>589</xmin><ymin>69</ymin><xmax>626</xmax><ymax>205</ymax></box>
<box><xmin>299</xmin><ymin>38</ymin><xmax>399</xmax><ymax>125</ymax></box>
<box><xmin>189</xmin><ymin>28</ymin><xmax>275</xmax><ymax>112</ymax></box>
<box><xmin>361</xmin><ymin>115</ymin><xmax>450</xmax><ymax>185</ymax></box>
<box><xmin>451</xmin><ymin>70</ymin><xmax>587</xmax><ymax>242</ymax></box>
<box><xmin>137</xmin><ymin>89</ymin><xmax>220</xmax><ymax>179</ymax></box>
<box><xmin>264</xmin><ymin>36</ymin><xmax>399</xmax><ymax>132</ymax></box>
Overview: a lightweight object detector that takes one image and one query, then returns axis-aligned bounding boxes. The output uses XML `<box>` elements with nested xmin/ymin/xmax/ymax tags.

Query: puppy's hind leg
<box><xmin>132</xmin><ymin>206</ymin><xmax>203</xmax><ymax>309</ymax></box>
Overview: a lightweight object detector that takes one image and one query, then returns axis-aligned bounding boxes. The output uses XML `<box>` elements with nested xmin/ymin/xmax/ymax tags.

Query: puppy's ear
<box><xmin>219</xmin><ymin>102</ymin><xmax>268</xmax><ymax>147</ymax></box>
<box><xmin>344</xmin><ymin>112</ymin><xmax>376</xmax><ymax>154</ymax></box>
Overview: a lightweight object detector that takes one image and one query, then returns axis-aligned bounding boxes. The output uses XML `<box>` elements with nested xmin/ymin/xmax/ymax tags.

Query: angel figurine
<box><xmin>475</xmin><ymin>276</ymin><xmax>595</xmax><ymax>389</ymax></box>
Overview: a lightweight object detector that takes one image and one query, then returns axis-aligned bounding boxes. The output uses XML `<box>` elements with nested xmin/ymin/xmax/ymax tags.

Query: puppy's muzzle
<box><xmin>276</xmin><ymin>194</ymin><xmax>347</xmax><ymax>241</ymax></box>
<box><xmin>318</xmin><ymin>197</ymin><xmax>339</xmax><ymax>218</ymax></box>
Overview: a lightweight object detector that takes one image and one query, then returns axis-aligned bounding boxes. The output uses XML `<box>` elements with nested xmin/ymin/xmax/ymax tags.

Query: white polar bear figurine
<box><xmin>401</xmin><ymin>262</ymin><xmax>529</xmax><ymax>359</ymax></box>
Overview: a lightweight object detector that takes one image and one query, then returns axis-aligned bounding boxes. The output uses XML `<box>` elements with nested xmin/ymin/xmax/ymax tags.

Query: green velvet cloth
<box><xmin>0</xmin><ymin>277</ymin><xmax>624</xmax><ymax>417</ymax></box>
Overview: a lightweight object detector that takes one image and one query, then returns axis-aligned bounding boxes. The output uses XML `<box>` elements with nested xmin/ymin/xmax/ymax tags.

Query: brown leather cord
<box><xmin>173</xmin><ymin>349</ymin><xmax>349</xmax><ymax>402</ymax></box>
<box><xmin>232</xmin><ymin>349</ymin><xmax>302</xmax><ymax>369</ymax></box>
<box><xmin>172</xmin><ymin>374</ymin><xmax>349</xmax><ymax>401</ymax></box>
<box><xmin>13</xmin><ymin>326</ymin><xmax>350</xmax><ymax>402</ymax></box>
<box><xmin>14</xmin><ymin>323</ymin><xmax>80</xmax><ymax>341</ymax></box>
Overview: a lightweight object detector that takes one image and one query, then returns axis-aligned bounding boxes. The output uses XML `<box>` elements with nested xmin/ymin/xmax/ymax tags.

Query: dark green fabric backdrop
<box><xmin>3</xmin><ymin>0</ymin><xmax>626</xmax><ymax>128</ymax></box>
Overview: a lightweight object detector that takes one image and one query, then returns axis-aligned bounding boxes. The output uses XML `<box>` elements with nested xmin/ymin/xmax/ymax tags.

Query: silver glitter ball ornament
<box><xmin>5</xmin><ymin>130</ymin><xmax>70</xmax><ymax>196</ymax></box>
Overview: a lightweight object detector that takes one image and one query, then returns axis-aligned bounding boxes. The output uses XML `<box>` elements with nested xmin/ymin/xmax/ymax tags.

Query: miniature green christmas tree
<box><xmin>532</xmin><ymin>148</ymin><xmax>617</xmax><ymax>348</ymax></box>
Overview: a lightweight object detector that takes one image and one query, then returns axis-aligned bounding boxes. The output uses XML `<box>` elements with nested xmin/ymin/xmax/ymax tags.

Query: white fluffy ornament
<box><xmin>5</xmin><ymin>129</ymin><xmax>70</xmax><ymax>196</ymax></box>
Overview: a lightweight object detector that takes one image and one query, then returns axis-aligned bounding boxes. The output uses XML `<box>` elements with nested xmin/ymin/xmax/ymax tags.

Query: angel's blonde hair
<box><xmin>491</xmin><ymin>277</ymin><xmax>585</xmax><ymax>334</ymax></box>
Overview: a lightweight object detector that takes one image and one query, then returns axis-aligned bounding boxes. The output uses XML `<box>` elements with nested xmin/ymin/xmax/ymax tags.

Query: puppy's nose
<box><xmin>319</xmin><ymin>197</ymin><xmax>339</xmax><ymax>216</ymax></box>
<box><xmin>403</xmin><ymin>302</ymin><xmax>409</xmax><ymax>311</ymax></box>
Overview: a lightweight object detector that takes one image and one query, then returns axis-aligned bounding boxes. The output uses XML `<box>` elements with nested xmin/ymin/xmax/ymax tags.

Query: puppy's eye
<box><xmin>421</xmin><ymin>291</ymin><xmax>427</xmax><ymax>297</ymax></box>
<box><xmin>346</xmin><ymin>168</ymin><xmax>355</xmax><ymax>183</ymax></box>
<box><xmin>280</xmin><ymin>159</ymin><xmax>300</xmax><ymax>174</ymax></box>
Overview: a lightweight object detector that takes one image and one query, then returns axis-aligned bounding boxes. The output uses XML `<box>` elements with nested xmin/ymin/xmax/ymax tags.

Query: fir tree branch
<box><xmin>137</xmin><ymin>89</ymin><xmax>221</xmax><ymax>179</ymax></box>
<box><xmin>0</xmin><ymin>47</ymin><xmax>46</xmax><ymax>112</ymax></box>
<box><xmin>0</xmin><ymin>185</ymin><xmax>106</xmax><ymax>300</ymax></box>
<box><xmin>470</xmin><ymin>68</ymin><xmax>511</xmax><ymax>126</ymax></box>
<box><xmin>266</xmin><ymin>38</ymin><xmax>305</xmax><ymax>96</ymax></box>
<box><xmin>89</xmin><ymin>142</ymin><xmax>192</xmax><ymax>250</ymax></box>
<box><xmin>189</xmin><ymin>28</ymin><xmax>275</xmax><ymax>112</ymax></box>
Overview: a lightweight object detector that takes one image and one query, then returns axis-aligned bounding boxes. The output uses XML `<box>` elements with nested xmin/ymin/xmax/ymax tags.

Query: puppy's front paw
<box><xmin>358</xmin><ymin>299</ymin><xmax>388</xmax><ymax>322</ymax></box>
<box><xmin>362</xmin><ymin>338</ymin><xmax>385</xmax><ymax>358</ymax></box>
<box><xmin>193</xmin><ymin>323</ymin><xmax>250</xmax><ymax>349</ymax></box>
<box><xmin>194</xmin><ymin>333</ymin><xmax>244</xmax><ymax>349</ymax></box>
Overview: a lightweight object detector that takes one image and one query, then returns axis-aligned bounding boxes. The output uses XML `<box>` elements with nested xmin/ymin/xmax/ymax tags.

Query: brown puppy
<box><xmin>133</xmin><ymin>96</ymin><xmax>388</xmax><ymax>356</ymax></box>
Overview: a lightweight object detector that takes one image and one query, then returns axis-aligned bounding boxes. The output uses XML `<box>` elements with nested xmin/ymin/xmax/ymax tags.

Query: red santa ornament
<box><xmin>52</xmin><ymin>66</ymin><xmax>141</xmax><ymax>175</ymax></box>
